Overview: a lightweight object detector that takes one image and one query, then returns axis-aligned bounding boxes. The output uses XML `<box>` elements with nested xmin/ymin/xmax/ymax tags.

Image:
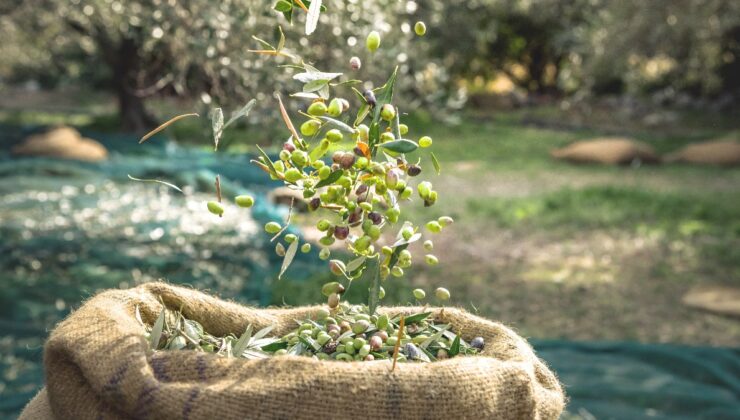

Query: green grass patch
<box><xmin>467</xmin><ymin>185</ymin><xmax>740</xmax><ymax>236</ymax></box>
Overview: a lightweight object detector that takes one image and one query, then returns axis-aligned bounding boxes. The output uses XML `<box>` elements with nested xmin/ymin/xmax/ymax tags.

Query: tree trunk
<box><xmin>109</xmin><ymin>37</ymin><xmax>156</xmax><ymax>133</ymax></box>
<box><xmin>116</xmin><ymin>84</ymin><xmax>156</xmax><ymax>133</ymax></box>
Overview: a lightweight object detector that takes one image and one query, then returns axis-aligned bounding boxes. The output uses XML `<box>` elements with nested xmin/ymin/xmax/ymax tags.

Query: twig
<box><xmin>215</xmin><ymin>175</ymin><xmax>222</xmax><ymax>203</ymax></box>
<box><xmin>139</xmin><ymin>113</ymin><xmax>199</xmax><ymax>144</ymax></box>
<box><xmin>294</xmin><ymin>0</ymin><xmax>309</xmax><ymax>12</ymax></box>
<box><xmin>391</xmin><ymin>315</ymin><xmax>404</xmax><ymax>372</ymax></box>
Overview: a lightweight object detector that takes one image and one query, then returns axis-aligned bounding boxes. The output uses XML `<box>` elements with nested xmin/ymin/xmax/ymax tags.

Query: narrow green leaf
<box><xmin>150</xmin><ymin>310</ymin><xmax>166</xmax><ymax>349</ymax></box>
<box><xmin>261</xmin><ymin>341</ymin><xmax>288</xmax><ymax>352</ymax></box>
<box><xmin>403</xmin><ymin>312</ymin><xmax>432</xmax><ymax>325</ymax></box>
<box><xmin>277</xmin><ymin>25</ymin><xmax>286</xmax><ymax>51</ymax></box>
<box><xmin>223</xmin><ymin>99</ymin><xmax>257</xmax><ymax>130</ymax></box>
<box><xmin>233</xmin><ymin>324</ymin><xmax>253</xmax><ymax>357</ymax></box>
<box><xmin>293</xmin><ymin>71</ymin><xmax>342</xmax><ymax>84</ymax></box>
<box><xmin>354</xmin><ymin>103</ymin><xmax>370</xmax><ymax>126</ymax></box>
<box><xmin>346</xmin><ymin>256</ymin><xmax>366</xmax><ymax>273</ymax></box>
<box><xmin>314</xmin><ymin>169</ymin><xmax>343</xmax><ymax>188</ymax></box>
<box><xmin>253</xmin><ymin>325</ymin><xmax>276</xmax><ymax>341</ymax></box>
<box><xmin>420</xmin><ymin>325</ymin><xmax>449</xmax><ymax>349</ymax></box>
<box><xmin>379</xmin><ymin>139</ymin><xmax>418</xmax><ymax>154</ymax></box>
<box><xmin>305</xmin><ymin>0</ymin><xmax>321</xmax><ymax>35</ymax></box>
<box><xmin>430</xmin><ymin>152</ymin><xmax>441</xmax><ymax>175</ymax></box>
<box><xmin>282</xmin><ymin>8</ymin><xmax>293</xmax><ymax>24</ymax></box>
<box><xmin>291</xmin><ymin>92</ymin><xmax>321</xmax><ymax>99</ymax></box>
<box><xmin>128</xmin><ymin>174</ymin><xmax>183</xmax><ymax>193</ymax></box>
<box><xmin>368</xmin><ymin>258</ymin><xmax>382</xmax><ymax>315</ymax></box>
<box><xmin>211</xmin><ymin>107</ymin><xmax>224</xmax><ymax>151</ymax></box>
<box><xmin>449</xmin><ymin>333</ymin><xmax>461</xmax><ymax>356</ymax></box>
<box><xmin>303</xmin><ymin>79</ymin><xmax>329</xmax><ymax>93</ymax></box>
<box><xmin>297</xmin><ymin>335</ymin><xmax>322</xmax><ymax>351</ymax></box>
<box><xmin>274</xmin><ymin>0</ymin><xmax>292</xmax><ymax>12</ymax></box>
<box><xmin>319</xmin><ymin>116</ymin><xmax>356</xmax><ymax>133</ymax></box>
<box><xmin>252</xmin><ymin>35</ymin><xmax>274</xmax><ymax>50</ymax></box>
<box><xmin>287</xmin><ymin>342</ymin><xmax>305</xmax><ymax>355</ymax></box>
<box><xmin>254</xmin><ymin>145</ymin><xmax>280</xmax><ymax>178</ymax></box>
<box><xmin>279</xmin><ymin>240</ymin><xmax>299</xmax><ymax>280</ymax></box>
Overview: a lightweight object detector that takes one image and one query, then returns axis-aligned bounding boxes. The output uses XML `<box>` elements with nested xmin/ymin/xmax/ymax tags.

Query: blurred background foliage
<box><xmin>1</xmin><ymin>0</ymin><xmax>738</xmax><ymax>132</ymax></box>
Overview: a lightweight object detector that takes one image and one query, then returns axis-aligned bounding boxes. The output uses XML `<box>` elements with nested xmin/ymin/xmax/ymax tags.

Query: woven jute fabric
<box><xmin>20</xmin><ymin>282</ymin><xmax>564</xmax><ymax>419</ymax></box>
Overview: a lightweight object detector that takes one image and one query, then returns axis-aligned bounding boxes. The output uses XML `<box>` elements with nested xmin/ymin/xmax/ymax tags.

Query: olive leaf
<box><xmin>232</xmin><ymin>324</ymin><xmax>253</xmax><ymax>357</ymax></box>
<box><xmin>278</xmin><ymin>240</ymin><xmax>299</xmax><ymax>280</ymax></box>
<box><xmin>293</xmin><ymin>71</ymin><xmax>342</xmax><ymax>84</ymax></box>
<box><xmin>211</xmin><ymin>107</ymin><xmax>224</xmax><ymax>151</ymax></box>
<box><xmin>223</xmin><ymin>99</ymin><xmax>257</xmax><ymax>131</ymax></box>
<box><xmin>253</xmin><ymin>145</ymin><xmax>280</xmax><ymax>178</ymax></box>
<box><xmin>319</xmin><ymin>116</ymin><xmax>356</xmax><ymax>133</ymax></box>
<box><xmin>420</xmin><ymin>325</ymin><xmax>449</xmax><ymax>349</ymax></box>
<box><xmin>150</xmin><ymin>309</ymin><xmax>166</xmax><ymax>349</ymax></box>
<box><xmin>274</xmin><ymin>0</ymin><xmax>292</xmax><ymax>12</ymax></box>
<box><xmin>379</xmin><ymin>139</ymin><xmax>418</xmax><ymax>154</ymax></box>
<box><xmin>291</xmin><ymin>92</ymin><xmax>321</xmax><ymax>99</ymax></box>
<box><xmin>345</xmin><ymin>255</ymin><xmax>366</xmax><ymax>272</ymax></box>
<box><xmin>277</xmin><ymin>25</ymin><xmax>286</xmax><ymax>52</ymax></box>
<box><xmin>127</xmin><ymin>175</ymin><xmax>183</xmax><ymax>193</ymax></box>
<box><xmin>449</xmin><ymin>333</ymin><xmax>461</xmax><ymax>356</ymax></box>
<box><xmin>314</xmin><ymin>169</ymin><xmax>343</xmax><ymax>188</ymax></box>
<box><xmin>397</xmin><ymin>312</ymin><xmax>432</xmax><ymax>325</ymax></box>
<box><xmin>367</xmin><ymin>257</ymin><xmax>382</xmax><ymax>315</ymax></box>
<box><xmin>253</xmin><ymin>325</ymin><xmax>275</xmax><ymax>341</ymax></box>
<box><xmin>303</xmin><ymin>79</ymin><xmax>329</xmax><ymax>92</ymax></box>
<box><xmin>430</xmin><ymin>152</ymin><xmax>441</xmax><ymax>175</ymax></box>
<box><xmin>305</xmin><ymin>0</ymin><xmax>321</xmax><ymax>35</ymax></box>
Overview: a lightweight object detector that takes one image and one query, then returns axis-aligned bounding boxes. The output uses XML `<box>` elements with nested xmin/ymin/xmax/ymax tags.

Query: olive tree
<box><xmin>2</xmin><ymin>0</ymin><xmax>455</xmax><ymax>132</ymax></box>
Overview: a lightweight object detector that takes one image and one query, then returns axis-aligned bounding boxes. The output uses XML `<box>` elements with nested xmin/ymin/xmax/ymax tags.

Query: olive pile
<box><xmin>145</xmin><ymin>304</ymin><xmax>484</xmax><ymax>363</ymax></box>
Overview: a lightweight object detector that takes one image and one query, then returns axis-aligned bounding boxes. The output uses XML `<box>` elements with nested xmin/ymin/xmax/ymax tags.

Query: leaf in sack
<box><xmin>420</xmin><ymin>347</ymin><xmax>436</xmax><ymax>362</ymax></box>
<box><xmin>274</xmin><ymin>0</ymin><xmax>292</xmax><ymax>12</ymax></box>
<box><xmin>128</xmin><ymin>174</ymin><xmax>183</xmax><ymax>193</ymax></box>
<box><xmin>449</xmin><ymin>333</ymin><xmax>461</xmax><ymax>357</ymax></box>
<box><xmin>293</xmin><ymin>71</ymin><xmax>342</xmax><ymax>84</ymax></box>
<box><xmin>243</xmin><ymin>350</ymin><xmax>271</xmax><ymax>360</ymax></box>
<box><xmin>303</xmin><ymin>79</ymin><xmax>329</xmax><ymax>93</ymax></box>
<box><xmin>379</xmin><ymin>139</ymin><xmax>418</xmax><ymax>154</ymax></box>
<box><xmin>288</xmin><ymin>342</ymin><xmax>305</xmax><ymax>355</ymax></box>
<box><xmin>305</xmin><ymin>0</ymin><xmax>321</xmax><ymax>35</ymax></box>
<box><xmin>314</xmin><ymin>169</ymin><xmax>343</xmax><ymax>188</ymax></box>
<box><xmin>252</xmin><ymin>325</ymin><xmax>276</xmax><ymax>341</ymax></box>
<box><xmin>319</xmin><ymin>116</ymin><xmax>356</xmax><ymax>133</ymax></box>
<box><xmin>211</xmin><ymin>107</ymin><xmax>224</xmax><ymax>151</ymax></box>
<box><xmin>297</xmin><ymin>335</ymin><xmax>322</xmax><ymax>351</ymax></box>
<box><xmin>402</xmin><ymin>312</ymin><xmax>432</xmax><ymax>325</ymax></box>
<box><xmin>278</xmin><ymin>240</ymin><xmax>299</xmax><ymax>280</ymax></box>
<box><xmin>223</xmin><ymin>99</ymin><xmax>257</xmax><ymax>130</ymax></box>
<box><xmin>420</xmin><ymin>325</ymin><xmax>449</xmax><ymax>349</ymax></box>
<box><xmin>261</xmin><ymin>340</ymin><xmax>289</xmax><ymax>352</ymax></box>
<box><xmin>232</xmin><ymin>324</ymin><xmax>253</xmax><ymax>357</ymax></box>
<box><xmin>139</xmin><ymin>113</ymin><xmax>199</xmax><ymax>144</ymax></box>
<box><xmin>431</xmin><ymin>152</ymin><xmax>441</xmax><ymax>175</ymax></box>
<box><xmin>150</xmin><ymin>309</ymin><xmax>166</xmax><ymax>349</ymax></box>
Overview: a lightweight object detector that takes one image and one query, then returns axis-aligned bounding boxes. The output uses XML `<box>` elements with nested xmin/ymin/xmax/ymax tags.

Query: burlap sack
<box><xmin>20</xmin><ymin>282</ymin><xmax>564</xmax><ymax>419</ymax></box>
<box><xmin>551</xmin><ymin>137</ymin><xmax>660</xmax><ymax>165</ymax></box>
<box><xmin>664</xmin><ymin>140</ymin><xmax>740</xmax><ymax>166</ymax></box>
<box><xmin>12</xmin><ymin>126</ymin><xmax>108</xmax><ymax>162</ymax></box>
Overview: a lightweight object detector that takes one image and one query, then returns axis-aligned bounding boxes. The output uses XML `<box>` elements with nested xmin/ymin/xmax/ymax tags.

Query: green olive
<box><xmin>435</xmin><ymin>287</ymin><xmax>451</xmax><ymax>301</ymax></box>
<box><xmin>425</xmin><ymin>254</ymin><xmax>439</xmax><ymax>265</ymax></box>
<box><xmin>326</xmin><ymin>129</ymin><xmax>343</xmax><ymax>143</ymax></box>
<box><xmin>366</xmin><ymin>30</ymin><xmax>381</xmax><ymax>52</ymax></box>
<box><xmin>327</xmin><ymin>98</ymin><xmax>343</xmax><ymax>117</ymax></box>
<box><xmin>265</xmin><ymin>222</ymin><xmax>282</xmax><ymax>234</ymax></box>
<box><xmin>308</xmin><ymin>101</ymin><xmax>327</xmax><ymax>116</ymax></box>
<box><xmin>207</xmin><ymin>201</ymin><xmax>224</xmax><ymax>216</ymax></box>
<box><xmin>234</xmin><ymin>195</ymin><xmax>254</xmax><ymax>208</ymax></box>
<box><xmin>414</xmin><ymin>21</ymin><xmax>427</xmax><ymax>36</ymax></box>
<box><xmin>413</xmin><ymin>288</ymin><xmax>426</xmax><ymax>300</ymax></box>
<box><xmin>300</xmin><ymin>119</ymin><xmax>321</xmax><ymax>136</ymax></box>
<box><xmin>419</xmin><ymin>136</ymin><xmax>433</xmax><ymax>148</ymax></box>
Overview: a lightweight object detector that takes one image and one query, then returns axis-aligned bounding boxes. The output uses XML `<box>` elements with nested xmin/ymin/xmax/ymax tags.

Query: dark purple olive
<box><xmin>334</xmin><ymin>226</ymin><xmax>350</xmax><ymax>240</ymax></box>
<box><xmin>355</xmin><ymin>184</ymin><xmax>368</xmax><ymax>196</ymax></box>
<box><xmin>339</xmin><ymin>154</ymin><xmax>356</xmax><ymax>169</ymax></box>
<box><xmin>283</xmin><ymin>142</ymin><xmax>295</xmax><ymax>152</ymax></box>
<box><xmin>332</xmin><ymin>151</ymin><xmax>344</xmax><ymax>164</ymax></box>
<box><xmin>308</xmin><ymin>197</ymin><xmax>321</xmax><ymax>211</ymax></box>
<box><xmin>368</xmin><ymin>212</ymin><xmax>382</xmax><ymax>225</ymax></box>
<box><xmin>323</xmin><ymin>341</ymin><xmax>338</xmax><ymax>354</ymax></box>
<box><xmin>363</xmin><ymin>90</ymin><xmax>377</xmax><ymax>107</ymax></box>
<box><xmin>347</xmin><ymin>210</ymin><xmax>362</xmax><ymax>226</ymax></box>
<box><xmin>404</xmin><ymin>343</ymin><xmax>420</xmax><ymax>360</ymax></box>
<box><xmin>471</xmin><ymin>337</ymin><xmax>485</xmax><ymax>350</ymax></box>
<box><xmin>407</xmin><ymin>165</ymin><xmax>422</xmax><ymax>176</ymax></box>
